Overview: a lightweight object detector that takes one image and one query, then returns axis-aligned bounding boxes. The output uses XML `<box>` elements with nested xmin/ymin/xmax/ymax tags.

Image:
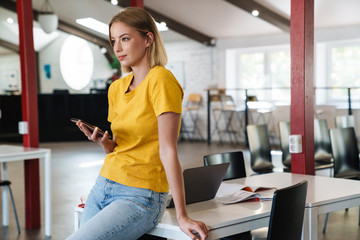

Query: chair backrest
<box><xmin>246</xmin><ymin>124</ymin><xmax>273</xmax><ymax>173</ymax></box>
<box><xmin>267</xmin><ymin>180</ymin><xmax>308</xmax><ymax>240</ymax></box>
<box><xmin>203</xmin><ymin>151</ymin><xmax>246</xmax><ymax>180</ymax></box>
<box><xmin>278</xmin><ymin>121</ymin><xmax>291</xmax><ymax>168</ymax></box>
<box><xmin>314</xmin><ymin>119</ymin><xmax>332</xmax><ymax>159</ymax></box>
<box><xmin>186</xmin><ymin>93</ymin><xmax>202</xmax><ymax>108</ymax></box>
<box><xmin>335</xmin><ymin>115</ymin><xmax>356</xmax><ymax>129</ymax></box>
<box><xmin>220</xmin><ymin>95</ymin><xmax>236</xmax><ymax>109</ymax></box>
<box><xmin>330</xmin><ymin>127</ymin><xmax>360</xmax><ymax>177</ymax></box>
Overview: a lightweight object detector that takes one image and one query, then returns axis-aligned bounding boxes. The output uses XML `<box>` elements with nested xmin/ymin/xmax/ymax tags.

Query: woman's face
<box><xmin>110</xmin><ymin>21</ymin><xmax>151</xmax><ymax>69</ymax></box>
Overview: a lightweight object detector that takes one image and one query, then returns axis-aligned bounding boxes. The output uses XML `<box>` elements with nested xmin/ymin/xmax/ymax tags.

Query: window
<box><xmin>59</xmin><ymin>35</ymin><xmax>94</xmax><ymax>90</ymax></box>
<box><xmin>329</xmin><ymin>43</ymin><xmax>360</xmax><ymax>103</ymax></box>
<box><xmin>226</xmin><ymin>47</ymin><xmax>290</xmax><ymax>105</ymax></box>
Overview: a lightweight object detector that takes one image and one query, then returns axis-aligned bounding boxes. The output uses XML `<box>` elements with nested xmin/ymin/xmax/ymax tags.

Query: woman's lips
<box><xmin>117</xmin><ymin>55</ymin><xmax>126</xmax><ymax>61</ymax></box>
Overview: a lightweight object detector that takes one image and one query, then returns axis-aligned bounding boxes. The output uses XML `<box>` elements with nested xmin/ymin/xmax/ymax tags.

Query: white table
<box><xmin>147</xmin><ymin>172</ymin><xmax>360</xmax><ymax>240</ymax></box>
<box><xmin>0</xmin><ymin>145</ymin><xmax>51</xmax><ymax>237</ymax></box>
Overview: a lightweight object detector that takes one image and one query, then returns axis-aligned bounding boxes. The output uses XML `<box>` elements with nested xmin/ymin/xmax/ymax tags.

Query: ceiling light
<box><xmin>111</xmin><ymin>0</ymin><xmax>118</xmax><ymax>5</ymax></box>
<box><xmin>156</xmin><ymin>22</ymin><xmax>168</xmax><ymax>32</ymax></box>
<box><xmin>76</xmin><ymin>18</ymin><xmax>109</xmax><ymax>36</ymax></box>
<box><xmin>252</xmin><ymin>10</ymin><xmax>259</xmax><ymax>17</ymax></box>
<box><xmin>38</xmin><ymin>0</ymin><xmax>58</xmax><ymax>34</ymax></box>
<box><xmin>6</xmin><ymin>18</ymin><xmax>14</xmax><ymax>24</ymax></box>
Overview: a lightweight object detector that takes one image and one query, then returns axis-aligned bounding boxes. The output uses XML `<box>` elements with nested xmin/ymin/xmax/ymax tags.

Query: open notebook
<box><xmin>167</xmin><ymin>162</ymin><xmax>230</xmax><ymax>208</ymax></box>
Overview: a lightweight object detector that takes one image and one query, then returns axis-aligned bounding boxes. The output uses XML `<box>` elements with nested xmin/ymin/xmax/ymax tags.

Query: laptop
<box><xmin>167</xmin><ymin>162</ymin><xmax>230</xmax><ymax>208</ymax></box>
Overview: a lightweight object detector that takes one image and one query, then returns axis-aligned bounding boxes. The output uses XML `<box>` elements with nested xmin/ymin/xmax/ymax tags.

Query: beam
<box><xmin>0</xmin><ymin>39</ymin><xmax>19</xmax><ymax>53</ymax></box>
<box><xmin>107</xmin><ymin>0</ymin><xmax>215</xmax><ymax>46</ymax></box>
<box><xmin>225</xmin><ymin>0</ymin><xmax>290</xmax><ymax>33</ymax></box>
<box><xmin>0</xmin><ymin>0</ymin><xmax>113</xmax><ymax>62</ymax></box>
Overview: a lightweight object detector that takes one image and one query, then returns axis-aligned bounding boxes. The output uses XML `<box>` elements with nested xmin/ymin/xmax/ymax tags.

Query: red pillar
<box><xmin>290</xmin><ymin>0</ymin><xmax>315</xmax><ymax>175</ymax></box>
<box><xmin>16</xmin><ymin>0</ymin><xmax>41</xmax><ymax>228</ymax></box>
<box><xmin>131</xmin><ymin>0</ymin><xmax>144</xmax><ymax>8</ymax></box>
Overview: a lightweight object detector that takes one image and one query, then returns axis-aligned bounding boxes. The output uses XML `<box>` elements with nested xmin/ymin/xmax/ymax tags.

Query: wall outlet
<box><xmin>289</xmin><ymin>135</ymin><xmax>302</xmax><ymax>153</ymax></box>
<box><xmin>18</xmin><ymin>121</ymin><xmax>28</xmax><ymax>135</ymax></box>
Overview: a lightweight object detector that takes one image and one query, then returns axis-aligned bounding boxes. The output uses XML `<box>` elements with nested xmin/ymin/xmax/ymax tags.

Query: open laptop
<box><xmin>167</xmin><ymin>162</ymin><xmax>230</xmax><ymax>208</ymax></box>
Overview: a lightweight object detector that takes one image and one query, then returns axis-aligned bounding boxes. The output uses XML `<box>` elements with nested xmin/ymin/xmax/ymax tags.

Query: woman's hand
<box><xmin>76</xmin><ymin>121</ymin><xmax>116</xmax><ymax>154</ymax></box>
<box><xmin>178</xmin><ymin>215</ymin><xmax>210</xmax><ymax>240</ymax></box>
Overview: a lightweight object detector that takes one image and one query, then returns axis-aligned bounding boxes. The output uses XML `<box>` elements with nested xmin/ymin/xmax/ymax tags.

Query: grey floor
<box><xmin>0</xmin><ymin>140</ymin><xmax>359</xmax><ymax>240</ymax></box>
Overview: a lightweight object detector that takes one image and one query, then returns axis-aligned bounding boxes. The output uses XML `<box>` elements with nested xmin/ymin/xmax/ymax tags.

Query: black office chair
<box><xmin>203</xmin><ymin>151</ymin><xmax>246</xmax><ymax>180</ymax></box>
<box><xmin>266</xmin><ymin>180</ymin><xmax>308</xmax><ymax>240</ymax></box>
<box><xmin>278</xmin><ymin>121</ymin><xmax>291</xmax><ymax>169</ymax></box>
<box><xmin>246</xmin><ymin>124</ymin><xmax>274</xmax><ymax>174</ymax></box>
<box><xmin>323</xmin><ymin>127</ymin><xmax>360</xmax><ymax>233</ymax></box>
<box><xmin>314</xmin><ymin>119</ymin><xmax>334</xmax><ymax>173</ymax></box>
<box><xmin>0</xmin><ymin>180</ymin><xmax>21</xmax><ymax>234</ymax></box>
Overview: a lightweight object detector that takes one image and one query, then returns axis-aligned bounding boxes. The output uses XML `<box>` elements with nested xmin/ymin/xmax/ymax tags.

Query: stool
<box><xmin>180</xmin><ymin>93</ymin><xmax>204</xmax><ymax>141</ymax></box>
<box><xmin>1</xmin><ymin>180</ymin><xmax>20</xmax><ymax>234</ymax></box>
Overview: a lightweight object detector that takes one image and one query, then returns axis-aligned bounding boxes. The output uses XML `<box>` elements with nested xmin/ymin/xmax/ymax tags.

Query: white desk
<box><xmin>147</xmin><ymin>172</ymin><xmax>360</xmax><ymax>240</ymax></box>
<box><xmin>0</xmin><ymin>145</ymin><xmax>52</xmax><ymax>237</ymax></box>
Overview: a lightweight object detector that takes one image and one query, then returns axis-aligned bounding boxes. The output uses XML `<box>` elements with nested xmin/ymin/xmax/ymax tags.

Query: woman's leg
<box><xmin>68</xmin><ymin>178</ymin><xmax>167</xmax><ymax>240</ymax></box>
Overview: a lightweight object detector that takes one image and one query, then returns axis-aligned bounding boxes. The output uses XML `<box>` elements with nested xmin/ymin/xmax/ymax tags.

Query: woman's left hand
<box><xmin>178</xmin><ymin>215</ymin><xmax>210</xmax><ymax>240</ymax></box>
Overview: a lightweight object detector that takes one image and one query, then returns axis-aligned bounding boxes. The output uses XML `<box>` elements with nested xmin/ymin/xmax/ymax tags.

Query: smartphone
<box><xmin>71</xmin><ymin>118</ymin><xmax>111</xmax><ymax>139</ymax></box>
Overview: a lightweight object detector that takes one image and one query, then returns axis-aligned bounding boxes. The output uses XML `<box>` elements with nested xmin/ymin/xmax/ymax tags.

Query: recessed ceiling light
<box><xmin>111</xmin><ymin>0</ymin><xmax>118</xmax><ymax>5</ymax></box>
<box><xmin>156</xmin><ymin>22</ymin><xmax>168</xmax><ymax>32</ymax></box>
<box><xmin>252</xmin><ymin>10</ymin><xmax>259</xmax><ymax>17</ymax></box>
<box><xmin>6</xmin><ymin>18</ymin><xmax>14</xmax><ymax>24</ymax></box>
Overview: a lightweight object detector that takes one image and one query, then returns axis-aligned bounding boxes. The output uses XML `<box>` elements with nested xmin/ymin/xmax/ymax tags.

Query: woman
<box><xmin>67</xmin><ymin>7</ymin><xmax>209</xmax><ymax>240</ymax></box>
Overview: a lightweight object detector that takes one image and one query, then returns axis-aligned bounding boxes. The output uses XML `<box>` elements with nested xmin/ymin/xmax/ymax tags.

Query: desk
<box><xmin>0</xmin><ymin>145</ymin><xmax>52</xmax><ymax>237</ymax></box>
<box><xmin>147</xmin><ymin>172</ymin><xmax>360</xmax><ymax>240</ymax></box>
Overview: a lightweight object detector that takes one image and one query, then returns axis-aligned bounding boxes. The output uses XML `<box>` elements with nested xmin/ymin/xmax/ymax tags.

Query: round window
<box><xmin>59</xmin><ymin>36</ymin><xmax>94</xmax><ymax>90</ymax></box>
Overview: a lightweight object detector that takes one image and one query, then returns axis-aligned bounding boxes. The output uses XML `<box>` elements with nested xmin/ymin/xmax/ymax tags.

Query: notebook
<box><xmin>167</xmin><ymin>162</ymin><xmax>230</xmax><ymax>208</ymax></box>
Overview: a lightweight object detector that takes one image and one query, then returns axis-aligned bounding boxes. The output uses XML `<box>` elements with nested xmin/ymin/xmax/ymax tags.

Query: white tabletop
<box><xmin>0</xmin><ymin>144</ymin><xmax>51</xmax><ymax>162</ymax></box>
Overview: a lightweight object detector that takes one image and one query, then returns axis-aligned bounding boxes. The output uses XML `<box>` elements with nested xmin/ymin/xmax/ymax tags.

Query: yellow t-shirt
<box><xmin>100</xmin><ymin>66</ymin><xmax>183</xmax><ymax>193</ymax></box>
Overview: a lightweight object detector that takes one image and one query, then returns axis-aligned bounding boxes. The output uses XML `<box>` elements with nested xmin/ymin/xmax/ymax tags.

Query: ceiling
<box><xmin>1</xmin><ymin>0</ymin><xmax>360</xmax><ymax>53</ymax></box>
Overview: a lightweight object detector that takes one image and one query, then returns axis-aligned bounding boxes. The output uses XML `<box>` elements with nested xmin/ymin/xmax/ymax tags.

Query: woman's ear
<box><xmin>146</xmin><ymin>32</ymin><xmax>154</xmax><ymax>47</ymax></box>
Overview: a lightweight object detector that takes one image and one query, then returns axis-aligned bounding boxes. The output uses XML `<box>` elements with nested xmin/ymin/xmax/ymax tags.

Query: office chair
<box><xmin>180</xmin><ymin>93</ymin><xmax>204</xmax><ymax>141</ymax></box>
<box><xmin>314</xmin><ymin>119</ymin><xmax>334</xmax><ymax>174</ymax></box>
<box><xmin>266</xmin><ymin>180</ymin><xmax>308</xmax><ymax>240</ymax></box>
<box><xmin>0</xmin><ymin>180</ymin><xmax>21</xmax><ymax>234</ymax></box>
<box><xmin>323</xmin><ymin>127</ymin><xmax>360</xmax><ymax>233</ymax></box>
<box><xmin>203</xmin><ymin>151</ymin><xmax>246</xmax><ymax>181</ymax></box>
<box><xmin>335</xmin><ymin>115</ymin><xmax>356</xmax><ymax>129</ymax></box>
<box><xmin>278</xmin><ymin>121</ymin><xmax>291</xmax><ymax>169</ymax></box>
<box><xmin>246</xmin><ymin>124</ymin><xmax>274</xmax><ymax>174</ymax></box>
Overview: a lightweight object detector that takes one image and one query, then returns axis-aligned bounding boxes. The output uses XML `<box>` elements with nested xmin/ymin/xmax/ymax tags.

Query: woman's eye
<box><xmin>122</xmin><ymin>37</ymin><xmax>129</xmax><ymax>42</ymax></box>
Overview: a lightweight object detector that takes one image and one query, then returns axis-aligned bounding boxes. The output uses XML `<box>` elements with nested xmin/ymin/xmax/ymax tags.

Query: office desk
<box><xmin>147</xmin><ymin>172</ymin><xmax>360</xmax><ymax>240</ymax></box>
<box><xmin>0</xmin><ymin>145</ymin><xmax>52</xmax><ymax>237</ymax></box>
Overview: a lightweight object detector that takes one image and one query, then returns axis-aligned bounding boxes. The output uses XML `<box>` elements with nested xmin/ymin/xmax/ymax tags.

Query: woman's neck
<box><xmin>128</xmin><ymin>65</ymin><xmax>151</xmax><ymax>91</ymax></box>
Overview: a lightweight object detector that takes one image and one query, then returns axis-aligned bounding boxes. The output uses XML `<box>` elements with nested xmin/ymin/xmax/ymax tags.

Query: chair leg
<box><xmin>7</xmin><ymin>186</ymin><xmax>21</xmax><ymax>234</ymax></box>
<box><xmin>323</xmin><ymin>213</ymin><xmax>329</xmax><ymax>233</ymax></box>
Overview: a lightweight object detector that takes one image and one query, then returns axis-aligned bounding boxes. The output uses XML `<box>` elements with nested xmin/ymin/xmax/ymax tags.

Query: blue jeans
<box><xmin>67</xmin><ymin>175</ymin><xmax>168</xmax><ymax>240</ymax></box>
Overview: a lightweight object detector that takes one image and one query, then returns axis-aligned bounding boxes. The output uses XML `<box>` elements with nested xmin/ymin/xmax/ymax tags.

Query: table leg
<box><xmin>1</xmin><ymin>162</ymin><xmax>8</xmax><ymax>226</ymax></box>
<box><xmin>303</xmin><ymin>207</ymin><xmax>318</xmax><ymax>240</ymax></box>
<box><xmin>44</xmin><ymin>151</ymin><xmax>52</xmax><ymax>237</ymax></box>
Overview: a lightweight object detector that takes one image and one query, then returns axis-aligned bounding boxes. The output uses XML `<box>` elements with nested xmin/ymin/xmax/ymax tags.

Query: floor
<box><xmin>0</xmin><ymin>140</ymin><xmax>359</xmax><ymax>240</ymax></box>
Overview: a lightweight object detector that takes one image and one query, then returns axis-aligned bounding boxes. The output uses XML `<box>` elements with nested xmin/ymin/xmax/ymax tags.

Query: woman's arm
<box><xmin>157</xmin><ymin>112</ymin><xmax>209</xmax><ymax>240</ymax></box>
<box><xmin>76</xmin><ymin>121</ymin><xmax>116</xmax><ymax>154</ymax></box>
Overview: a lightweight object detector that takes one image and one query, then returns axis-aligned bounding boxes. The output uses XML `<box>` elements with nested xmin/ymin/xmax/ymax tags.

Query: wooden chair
<box><xmin>246</xmin><ymin>124</ymin><xmax>274</xmax><ymax>174</ymax></box>
<box><xmin>323</xmin><ymin>127</ymin><xmax>360</xmax><ymax>233</ymax></box>
<box><xmin>180</xmin><ymin>93</ymin><xmax>204</xmax><ymax>141</ymax></box>
<box><xmin>203</xmin><ymin>151</ymin><xmax>246</xmax><ymax>180</ymax></box>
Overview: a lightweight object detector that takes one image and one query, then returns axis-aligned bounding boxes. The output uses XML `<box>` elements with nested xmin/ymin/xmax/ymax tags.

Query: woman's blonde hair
<box><xmin>109</xmin><ymin>7</ymin><xmax>168</xmax><ymax>73</ymax></box>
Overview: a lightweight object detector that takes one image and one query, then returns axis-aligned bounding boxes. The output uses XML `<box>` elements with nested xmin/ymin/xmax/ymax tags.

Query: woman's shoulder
<box><xmin>109</xmin><ymin>73</ymin><xmax>133</xmax><ymax>90</ymax></box>
<box><xmin>149</xmin><ymin>66</ymin><xmax>177</xmax><ymax>83</ymax></box>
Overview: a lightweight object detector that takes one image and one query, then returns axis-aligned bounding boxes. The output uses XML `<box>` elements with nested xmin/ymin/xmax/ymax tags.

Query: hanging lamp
<box><xmin>38</xmin><ymin>0</ymin><xmax>58</xmax><ymax>34</ymax></box>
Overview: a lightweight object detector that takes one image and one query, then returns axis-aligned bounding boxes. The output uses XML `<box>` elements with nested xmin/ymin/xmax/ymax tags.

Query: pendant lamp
<box><xmin>38</xmin><ymin>0</ymin><xmax>58</xmax><ymax>34</ymax></box>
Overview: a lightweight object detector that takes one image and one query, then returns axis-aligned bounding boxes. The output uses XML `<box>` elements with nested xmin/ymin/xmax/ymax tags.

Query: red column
<box><xmin>131</xmin><ymin>0</ymin><xmax>144</xmax><ymax>8</ymax></box>
<box><xmin>16</xmin><ymin>0</ymin><xmax>41</xmax><ymax>228</ymax></box>
<box><xmin>290</xmin><ymin>0</ymin><xmax>315</xmax><ymax>175</ymax></box>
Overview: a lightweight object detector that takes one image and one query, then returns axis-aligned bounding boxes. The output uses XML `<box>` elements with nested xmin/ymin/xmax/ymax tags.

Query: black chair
<box><xmin>314</xmin><ymin>119</ymin><xmax>334</xmax><ymax>173</ymax></box>
<box><xmin>203</xmin><ymin>151</ymin><xmax>246</xmax><ymax>180</ymax></box>
<box><xmin>266</xmin><ymin>180</ymin><xmax>308</xmax><ymax>240</ymax></box>
<box><xmin>323</xmin><ymin>127</ymin><xmax>360</xmax><ymax>233</ymax></box>
<box><xmin>278</xmin><ymin>121</ymin><xmax>291</xmax><ymax>168</ymax></box>
<box><xmin>246</xmin><ymin>124</ymin><xmax>274</xmax><ymax>174</ymax></box>
<box><xmin>0</xmin><ymin>180</ymin><xmax>21</xmax><ymax>234</ymax></box>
